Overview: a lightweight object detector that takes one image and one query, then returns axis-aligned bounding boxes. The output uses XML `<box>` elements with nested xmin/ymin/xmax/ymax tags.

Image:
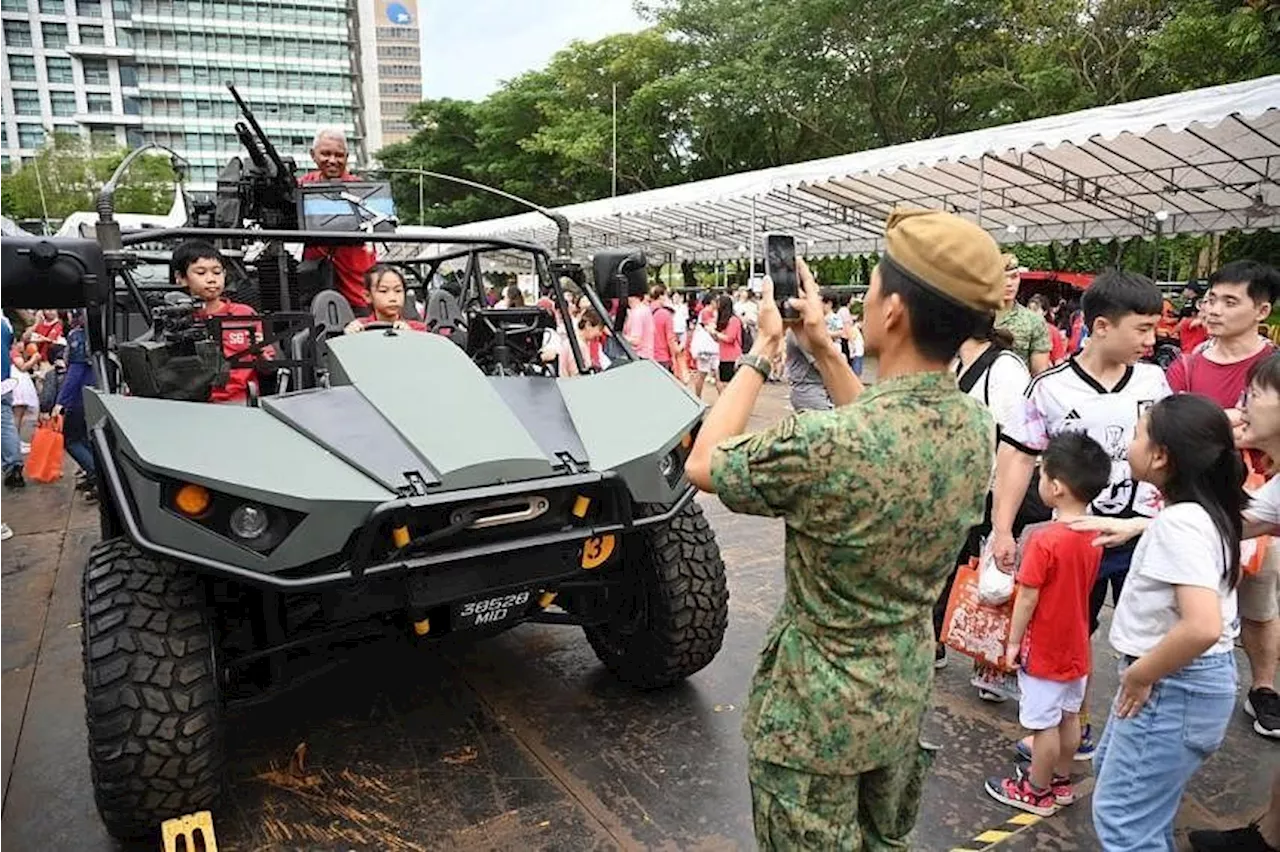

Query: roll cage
<box><xmin>94</xmin><ymin>227</ymin><xmax>634</xmax><ymax>393</ymax></box>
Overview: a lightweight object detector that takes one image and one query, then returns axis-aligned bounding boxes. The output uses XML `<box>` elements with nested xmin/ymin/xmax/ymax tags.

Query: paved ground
<box><xmin>2</xmin><ymin>378</ymin><xmax>1275</xmax><ymax>851</ymax></box>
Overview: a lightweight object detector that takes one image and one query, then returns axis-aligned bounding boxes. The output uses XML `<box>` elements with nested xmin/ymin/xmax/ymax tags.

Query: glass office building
<box><xmin>1</xmin><ymin>0</ymin><xmax>417</xmax><ymax>191</ymax></box>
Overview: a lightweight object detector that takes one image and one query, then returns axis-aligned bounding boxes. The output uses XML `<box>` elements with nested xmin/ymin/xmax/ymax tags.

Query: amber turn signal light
<box><xmin>174</xmin><ymin>483</ymin><xmax>211</xmax><ymax>517</ymax></box>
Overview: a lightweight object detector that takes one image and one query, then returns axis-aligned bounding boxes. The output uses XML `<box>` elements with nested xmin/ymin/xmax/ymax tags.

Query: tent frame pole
<box><xmin>976</xmin><ymin>157</ymin><xmax>985</xmax><ymax>228</ymax></box>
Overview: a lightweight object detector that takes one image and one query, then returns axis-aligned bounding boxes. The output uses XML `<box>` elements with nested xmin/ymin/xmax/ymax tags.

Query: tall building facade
<box><xmin>1</xmin><ymin>0</ymin><xmax>421</xmax><ymax>194</ymax></box>
<box><xmin>356</xmin><ymin>0</ymin><xmax>420</xmax><ymax>148</ymax></box>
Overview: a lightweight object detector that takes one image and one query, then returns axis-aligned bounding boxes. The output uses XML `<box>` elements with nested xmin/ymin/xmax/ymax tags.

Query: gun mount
<box><xmin>201</xmin><ymin>83</ymin><xmax>301</xmax><ymax>230</ymax></box>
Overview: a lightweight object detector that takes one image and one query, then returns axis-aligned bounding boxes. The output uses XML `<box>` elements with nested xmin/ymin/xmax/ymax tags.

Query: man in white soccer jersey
<box><xmin>991</xmin><ymin>270</ymin><xmax>1169</xmax><ymax>759</ymax></box>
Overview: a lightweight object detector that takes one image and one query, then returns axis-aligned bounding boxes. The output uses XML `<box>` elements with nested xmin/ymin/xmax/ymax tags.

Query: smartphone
<box><xmin>764</xmin><ymin>233</ymin><xmax>799</xmax><ymax>319</ymax></box>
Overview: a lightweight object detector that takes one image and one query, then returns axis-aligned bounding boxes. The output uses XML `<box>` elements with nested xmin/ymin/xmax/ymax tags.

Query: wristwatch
<box><xmin>736</xmin><ymin>353</ymin><xmax>772</xmax><ymax>380</ymax></box>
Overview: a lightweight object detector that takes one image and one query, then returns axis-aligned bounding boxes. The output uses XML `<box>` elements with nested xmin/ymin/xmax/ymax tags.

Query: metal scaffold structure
<box><xmin>433</xmin><ymin>76</ymin><xmax>1280</xmax><ymax>268</ymax></box>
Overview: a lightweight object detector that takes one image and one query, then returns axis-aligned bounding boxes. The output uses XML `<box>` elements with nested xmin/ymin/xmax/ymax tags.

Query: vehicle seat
<box><xmin>310</xmin><ymin>289</ymin><xmax>355</xmax><ymax>338</ymax></box>
<box><xmin>402</xmin><ymin>287</ymin><xmax>424</xmax><ymax>322</ymax></box>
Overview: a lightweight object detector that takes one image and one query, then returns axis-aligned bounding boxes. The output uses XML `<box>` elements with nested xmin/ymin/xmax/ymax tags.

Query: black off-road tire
<box><xmin>81</xmin><ymin>539</ymin><xmax>224</xmax><ymax>840</ymax></box>
<box><xmin>585</xmin><ymin>501</ymin><xmax>729</xmax><ymax>689</ymax></box>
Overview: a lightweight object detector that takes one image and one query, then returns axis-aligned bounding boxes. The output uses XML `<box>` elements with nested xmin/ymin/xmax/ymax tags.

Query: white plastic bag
<box><xmin>976</xmin><ymin>545</ymin><xmax>1014</xmax><ymax>605</ymax></box>
<box><xmin>691</xmin><ymin>324</ymin><xmax>718</xmax><ymax>359</ymax></box>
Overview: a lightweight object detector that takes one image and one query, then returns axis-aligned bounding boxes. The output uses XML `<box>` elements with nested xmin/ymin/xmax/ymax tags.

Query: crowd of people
<box><xmin>679</xmin><ymin>203</ymin><xmax>1279</xmax><ymax>852</ymax></box>
<box><xmin>2</xmin><ymin>303</ymin><xmax>98</xmax><ymax>539</ymax></box>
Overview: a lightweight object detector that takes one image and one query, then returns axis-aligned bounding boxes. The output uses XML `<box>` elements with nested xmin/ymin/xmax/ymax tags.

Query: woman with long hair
<box><xmin>712</xmin><ymin>293</ymin><xmax>743</xmax><ymax>390</ymax></box>
<box><xmin>1091</xmin><ymin>394</ymin><xmax>1243</xmax><ymax>850</ymax></box>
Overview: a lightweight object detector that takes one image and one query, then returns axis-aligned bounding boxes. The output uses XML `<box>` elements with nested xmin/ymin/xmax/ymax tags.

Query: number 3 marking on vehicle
<box><xmin>581</xmin><ymin>534</ymin><xmax>616</xmax><ymax>569</ymax></box>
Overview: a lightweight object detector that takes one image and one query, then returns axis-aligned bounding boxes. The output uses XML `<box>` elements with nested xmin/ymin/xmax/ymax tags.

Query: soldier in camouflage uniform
<box><xmin>686</xmin><ymin>209</ymin><xmax>1008</xmax><ymax>850</ymax></box>
<box><xmin>994</xmin><ymin>253</ymin><xmax>1051</xmax><ymax>374</ymax></box>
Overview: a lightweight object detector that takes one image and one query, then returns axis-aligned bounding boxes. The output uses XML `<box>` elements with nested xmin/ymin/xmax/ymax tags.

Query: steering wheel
<box><xmin>362</xmin><ymin>321</ymin><xmax>397</xmax><ymax>331</ymax></box>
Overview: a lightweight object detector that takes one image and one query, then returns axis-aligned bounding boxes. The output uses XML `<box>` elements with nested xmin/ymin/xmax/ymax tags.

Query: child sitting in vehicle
<box><xmin>172</xmin><ymin>240</ymin><xmax>267</xmax><ymax>404</ymax></box>
<box><xmin>343</xmin><ymin>266</ymin><xmax>427</xmax><ymax>334</ymax></box>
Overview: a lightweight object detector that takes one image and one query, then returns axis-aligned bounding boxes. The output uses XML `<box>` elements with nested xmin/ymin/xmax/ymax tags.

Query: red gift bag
<box><xmin>23</xmin><ymin>416</ymin><xmax>64</xmax><ymax>483</ymax></box>
<box><xmin>940</xmin><ymin>558</ymin><xmax>1018</xmax><ymax>671</ymax></box>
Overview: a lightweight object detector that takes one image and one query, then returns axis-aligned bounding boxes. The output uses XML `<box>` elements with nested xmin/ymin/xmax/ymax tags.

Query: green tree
<box><xmin>1</xmin><ymin>132</ymin><xmax>177</xmax><ymax>222</ymax></box>
<box><xmin>377</xmin><ymin>30</ymin><xmax>695</xmax><ymax>226</ymax></box>
<box><xmin>375</xmin><ymin>0</ymin><xmax>1277</xmax><ymax>236</ymax></box>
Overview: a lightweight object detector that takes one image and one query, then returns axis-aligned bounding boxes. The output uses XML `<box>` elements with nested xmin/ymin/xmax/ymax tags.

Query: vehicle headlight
<box><xmin>658</xmin><ymin>452</ymin><xmax>677</xmax><ymax>480</ymax></box>
<box><xmin>229</xmin><ymin>503</ymin><xmax>270</xmax><ymax>540</ymax></box>
<box><xmin>658</xmin><ymin>448</ymin><xmax>685</xmax><ymax>488</ymax></box>
<box><xmin>164</xmin><ymin>481</ymin><xmax>300</xmax><ymax>555</ymax></box>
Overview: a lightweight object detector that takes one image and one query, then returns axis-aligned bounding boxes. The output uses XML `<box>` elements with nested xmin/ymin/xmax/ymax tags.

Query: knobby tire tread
<box><xmin>586</xmin><ymin>501</ymin><xmax>729</xmax><ymax>689</ymax></box>
<box><xmin>81</xmin><ymin>538</ymin><xmax>224</xmax><ymax>840</ymax></box>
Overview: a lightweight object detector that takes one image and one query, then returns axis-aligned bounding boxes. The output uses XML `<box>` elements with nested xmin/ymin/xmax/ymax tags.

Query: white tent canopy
<box><xmin>436</xmin><ymin>76</ymin><xmax>1280</xmax><ymax>263</ymax></box>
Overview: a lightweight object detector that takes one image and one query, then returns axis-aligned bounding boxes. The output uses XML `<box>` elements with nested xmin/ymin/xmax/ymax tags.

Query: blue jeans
<box><xmin>62</xmin><ymin>406</ymin><xmax>96</xmax><ymax>477</ymax></box>
<box><xmin>1</xmin><ymin>392</ymin><xmax>20</xmax><ymax>474</ymax></box>
<box><xmin>1092</xmin><ymin>652</ymin><xmax>1237</xmax><ymax>851</ymax></box>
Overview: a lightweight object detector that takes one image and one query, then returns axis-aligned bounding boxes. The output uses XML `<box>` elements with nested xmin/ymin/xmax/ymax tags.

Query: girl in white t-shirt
<box><xmin>1091</xmin><ymin>394</ymin><xmax>1243</xmax><ymax>851</ymax></box>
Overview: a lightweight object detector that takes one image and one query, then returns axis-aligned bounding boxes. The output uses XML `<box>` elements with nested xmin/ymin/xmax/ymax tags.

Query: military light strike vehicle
<box><xmin>0</xmin><ymin>85</ymin><xmax>728</xmax><ymax>840</ymax></box>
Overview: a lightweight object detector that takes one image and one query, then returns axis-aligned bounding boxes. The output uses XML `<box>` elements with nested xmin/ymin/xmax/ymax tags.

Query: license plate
<box><xmin>451</xmin><ymin>589</ymin><xmax>534</xmax><ymax>629</ymax></box>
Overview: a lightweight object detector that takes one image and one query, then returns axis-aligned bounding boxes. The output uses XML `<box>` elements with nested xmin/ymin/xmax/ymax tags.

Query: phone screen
<box><xmin>765</xmin><ymin>234</ymin><xmax>799</xmax><ymax>317</ymax></box>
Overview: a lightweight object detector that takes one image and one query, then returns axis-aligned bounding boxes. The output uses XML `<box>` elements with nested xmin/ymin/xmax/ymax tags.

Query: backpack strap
<box><xmin>958</xmin><ymin>346</ymin><xmax>1002</xmax><ymax>395</ymax></box>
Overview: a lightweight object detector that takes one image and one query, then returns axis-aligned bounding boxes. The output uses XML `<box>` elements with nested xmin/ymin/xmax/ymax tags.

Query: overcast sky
<box><xmin>421</xmin><ymin>0</ymin><xmax>648</xmax><ymax>102</ymax></box>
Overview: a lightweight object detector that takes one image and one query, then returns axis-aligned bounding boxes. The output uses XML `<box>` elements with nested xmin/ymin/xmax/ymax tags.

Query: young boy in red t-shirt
<box><xmin>986</xmin><ymin>431</ymin><xmax>1112</xmax><ymax>816</ymax></box>
<box><xmin>172</xmin><ymin>240</ymin><xmax>266</xmax><ymax>404</ymax></box>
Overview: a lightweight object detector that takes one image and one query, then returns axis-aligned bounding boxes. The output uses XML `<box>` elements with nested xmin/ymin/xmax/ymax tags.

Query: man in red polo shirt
<box><xmin>649</xmin><ymin>283</ymin><xmax>680</xmax><ymax>372</ymax></box>
<box><xmin>298</xmin><ymin>128</ymin><xmax>377</xmax><ymax>314</ymax></box>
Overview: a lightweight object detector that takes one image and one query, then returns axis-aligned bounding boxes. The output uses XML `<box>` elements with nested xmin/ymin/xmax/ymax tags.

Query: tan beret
<box><xmin>883</xmin><ymin>208</ymin><xmax>1005</xmax><ymax>312</ymax></box>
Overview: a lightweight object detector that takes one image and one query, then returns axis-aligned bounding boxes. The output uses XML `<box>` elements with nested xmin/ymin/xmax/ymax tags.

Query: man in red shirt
<box><xmin>1167</xmin><ymin>262</ymin><xmax>1277</xmax><ymax>410</ymax></box>
<box><xmin>172</xmin><ymin>241</ymin><xmax>268</xmax><ymax>404</ymax></box>
<box><xmin>298</xmin><ymin>128</ymin><xmax>377</xmax><ymax>314</ymax></box>
<box><xmin>986</xmin><ymin>432</ymin><xmax>1111</xmax><ymax>816</ymax></box>
<box><xmin>1167</xmin><ymin>260</ymin><xmax>1280</xmax><ymax>742</ymax></box>
<box><xmin>648</xmin><ymin>284</ymin><xmax>680</xmax><ymax>372</ymax></box>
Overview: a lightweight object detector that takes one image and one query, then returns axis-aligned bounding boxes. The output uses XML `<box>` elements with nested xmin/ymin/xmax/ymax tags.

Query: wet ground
<box><xmin>2</xmin><ymin>381</ymin><xmax>1275</xmax><ymax>851</ymax></box>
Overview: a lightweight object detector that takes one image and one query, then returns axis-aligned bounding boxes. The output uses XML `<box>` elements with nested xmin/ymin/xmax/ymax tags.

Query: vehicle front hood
<box><xmin>88</xmin><ymin>331</ymin><xmax>704</xmax><ymax>501</ymax></box>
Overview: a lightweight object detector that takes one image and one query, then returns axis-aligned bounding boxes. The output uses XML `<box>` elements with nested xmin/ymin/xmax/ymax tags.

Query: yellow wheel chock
<box><xmin>160</xmin><ymin>810</ymin><xmax>217</xmax><ymax>852</ymax></box>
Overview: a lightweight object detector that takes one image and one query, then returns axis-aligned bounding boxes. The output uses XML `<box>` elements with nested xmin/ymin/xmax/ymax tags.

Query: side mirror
<box><xmin>592</xmin><ymin>248</ymin><xmax>648</xmax><ymax>301</ymax></box>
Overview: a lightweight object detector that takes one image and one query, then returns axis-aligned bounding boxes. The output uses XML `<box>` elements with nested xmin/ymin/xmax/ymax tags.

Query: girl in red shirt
<box><xmin>712</xmin><ymin>294</ymin><xmax>743</xmax><ymax>387</ymax></box>
<box><xmin>343</xmin><ymin>266</ymin><xmax>427</xmax><ymax>334</ymax></box>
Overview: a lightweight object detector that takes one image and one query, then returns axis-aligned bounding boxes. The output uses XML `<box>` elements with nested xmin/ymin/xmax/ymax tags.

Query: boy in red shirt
<box><xmin>342</xmin><ymin>266</ymin><xmax>427</xmax><ymax>334</ymax></box>
<box><xmin>986</xmin><ymin>431</ymin><xmax>1112</xmax><ymax>816</ymax></box>
<box><xmin>24</xmin><ymin>309</ymin><xmax>63</xmax><ymax>361</ymax></box>
<box><xmin>172</xmin><ymin>240</ymin><xmax>266</xmax><ymax>404</ymax></box>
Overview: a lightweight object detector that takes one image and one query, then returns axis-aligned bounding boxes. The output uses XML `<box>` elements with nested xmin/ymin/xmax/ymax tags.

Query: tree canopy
<box><xmin>1</xmin><ymin>132</ymin><xmax>177</xmax><ymax>223</ymax></box>
<box><xmin>379</xmin><ymin>0</ymin><xmax>1279</xmax><ymax>228</ymax></box>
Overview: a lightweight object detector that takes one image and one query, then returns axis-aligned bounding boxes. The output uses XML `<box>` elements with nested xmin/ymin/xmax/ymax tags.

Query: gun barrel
<box><xmin>226</xmin><ymin>82</ymin><xmax>288</xmax><ymax>178</ymax></box>
<box><xmin>235</xmin><ymin>121</ymin><xmax>270</xmax><ymax>170</ymax></box>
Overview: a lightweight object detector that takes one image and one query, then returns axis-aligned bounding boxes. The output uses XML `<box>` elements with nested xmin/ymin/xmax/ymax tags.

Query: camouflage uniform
<box><xmin>995</xmin><ymin>302</ymin><xmax>1050</xmax><ymax>368</ymax></box>
<box><xmin>710</xmin><ymin>371</ymin><xmax>993</xmax><ymax>851</ymax></box>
